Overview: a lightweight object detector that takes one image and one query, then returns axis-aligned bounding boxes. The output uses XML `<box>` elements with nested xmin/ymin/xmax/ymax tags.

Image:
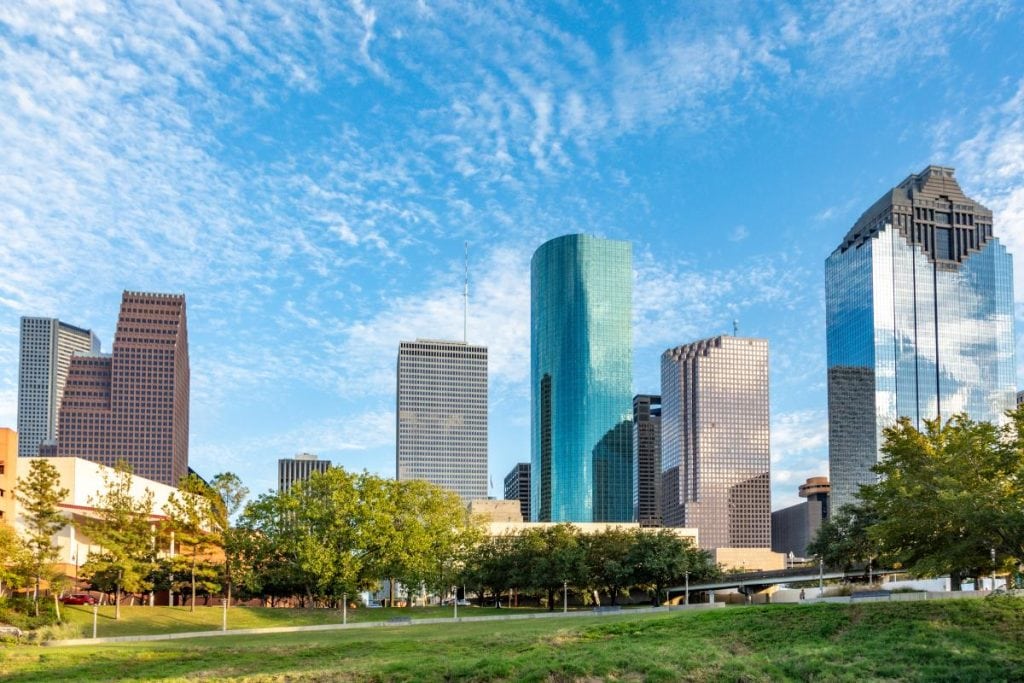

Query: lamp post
<box><xmin>453</xmin><ymin>587</ymin><xmax>458</xmax><ymax>620</ymax></box>
<box><xmin>684</xmin><ymin>571</ymin><xmax>689</xmax><ymax>606</ymax></box>
<box><xmin>563</xmin><ymin>580</ymin><xmax>568</xmax><ymax>614</ymax></box>
<box><xmin>343</xmin><ymin>593</ymin><xmax>348</xmax><ymax>625</ymax></box>
<box><xmin>991</xmin><ymin>547</ymin><xmax>997</xmax><ymax>592</ymax></box>
<box><xmin>818</xmin><ymin>556</ymin><xmax>824</xmax><ymax>597</ymax></box>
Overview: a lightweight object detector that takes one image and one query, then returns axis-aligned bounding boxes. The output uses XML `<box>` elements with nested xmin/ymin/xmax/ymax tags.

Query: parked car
<box><xmin>443</xmin><ymin>598</ymin><xmax>471</xmax><ymax>606</ymax></box>
<box><xmin>61</xmin><ymin>593</ymin><xmax>97</xmax><ymax>605</ymax></box>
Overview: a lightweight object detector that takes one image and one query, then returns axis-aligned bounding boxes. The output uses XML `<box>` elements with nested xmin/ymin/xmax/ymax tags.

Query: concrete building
<box><xmin>17</xmin><ymin>318</ymin><xmax>100</xmax><ymax>457</ymax></box>
<box><xmin>57</xmin><ymin>291</ymin><xmax>190</xmax><ymax>486</ymax></box>
<box><xmin>632</xmin><ymin>394</ymin><xmax>662</xmax><ymax>527</ymax></box>
<box><xmin>531</xmin><ymin>234</ymin><xmax>633</xmax><ymax>523</ymax></box>
<box><xmin>3</xmin><ymin>452</ymin><xmax>178</xmax><ymax>581</ymax></box>
<box><xmin>826</xmin><ymin>166</ymin><xmax>1016</xmax><ymax>512</ymax></box>
<box><xmin>771</xmin><ymin>477</ymin><xmax>831</xmax><ymax>558</ymax></box>
<box><xmin>396</xmin><ymin>339</ymin><xmax>488</xmax><ymax>501</ymax></box>
<box><xmin>1017</xmin><ymin>390</ymin><xmax>1024</xmax><ymax>406</ymax></box>
<box><xmin>503</xmin><ymin>462</ymin><xmax>530</xmax><ymax>522</ymax></box>
<box><xmin>278</xmin><ymin>453</ymin><xmax>331</xmax><ymax>492</ymax></box>
<box><xmin>661</xmin><ymin>336</ymin><xmax>771</xmax><ymax>550</ymax></box>
<box><xmin>468</xmin><ymin>499</ymin><xmax>699</xmax><ymax>545</ymax></box>
<box><xmin>0</xmin><ymin>429</ymin><xmax>16</xmax><ymax>524</ymax></box>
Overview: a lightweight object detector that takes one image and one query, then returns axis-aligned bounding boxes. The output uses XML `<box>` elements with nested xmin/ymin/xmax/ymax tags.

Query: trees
<box><xmin>15</xmin><ymin>459</ymin><xmax>69</xmax><ymax>616</ymax></box>
<box><xmin>629</xmin><ymin>529</ymin><xmax>716</xmax><ymax>606</ymax></box>
<box><xmin>0</xmin><ymin>524</ymin><xmax>31</xmax><ymax>598</ymax></box>
<box><xmin>584</xmin><ymin>527</ymin><xmax>635</xmax><ymax>605</ymax></box>
<box><xmin>163</xmin><ymin>473</ymin><xmax>218</xmax><ymax>612</ymax></box>
<box><xmin>529</xmin><ymin>524</ymin><xmax>587</xmax><ymax>610</ymax></box>
<box><xmin>209</xmin><ymin>472</ymin><xmax>249</xmax><ymax>606</ymax></box>
<box><xmin>806</xmin><ymin>502</ymin><xmax>879</xmax><ymax>572</ymax></box>
<box><xmin>810</xmin><ymin>407</ymin><xmax>1024</xmax><ymax>587</ymax></box>
<box><xmin>82</xmin><ymin>462</ymin><xmax>155</xmax><ymax>619</ymax></box>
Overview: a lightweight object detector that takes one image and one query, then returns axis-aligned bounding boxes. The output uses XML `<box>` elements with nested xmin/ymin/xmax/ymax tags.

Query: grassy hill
<box><xmin>3</xmin><ymin>598</ymin><xmax>1023</xmax><ymax>681</ymax></box>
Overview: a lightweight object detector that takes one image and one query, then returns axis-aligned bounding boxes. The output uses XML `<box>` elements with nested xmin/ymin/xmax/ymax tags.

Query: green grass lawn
<box><xmin>3</xmin><ymin>598</ymin><xmax>1024</xmax><ymax>681</ymax></box>
<box><xmin>56</xmin><ymin>603</ymin><xmax>553</xmax><ymax>639</ymax></box>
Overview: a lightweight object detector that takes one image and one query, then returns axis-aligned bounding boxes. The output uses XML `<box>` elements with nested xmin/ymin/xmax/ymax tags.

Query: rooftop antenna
<box><xmin>463</xmin><ymin>241</ymin><xmax>469</xmax><ymax>343</ymax></box>
<box><xmin>733</xmin><ymin>319</ymin><xmax>739</xmax><ymax>336</ymax></box>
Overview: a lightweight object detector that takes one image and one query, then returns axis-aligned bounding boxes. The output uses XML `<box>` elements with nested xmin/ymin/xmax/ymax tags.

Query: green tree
<box><xmin>163</xmin><ymin>473</ymin><xmax>218</xmax><ymax>612</ymax></box>
<box><xmin>807</xmin><ymin>502</ymin><xmax>880</xmax><ymax>573</ymax></box>
<box><xmin>528</xmin><ymin>524</ymin><xmax>587</xmax><ymax>610</ymax></box>
<box><xmin>0</xmin><ymin>523</ymin><xmax>31</xmax><ymax>598</ymax></box>
<box><xmin>15</xmin><ymin>459</ymin><xmax>69</xmax><ymax>616</ymax></box>
<box><xmin>629</xmin><ymin>529</ymin><xmax>716</xmax><ymax>606</ymax></box>
<box><xmin>235</xmin><ymin>491</ymin><xmax>303</xmax><ymax>606</ymax></box>
<box><xmin>209</xmin><ymin>472</ymin><xmax>249</xmax><ymax>606</ymax></box>
<box><xmin>584</xmin><ymin>527</ymin><xmax>635</xmax><ymax>605</ymax></box>
<box><xmin>859</xmin><ymin>413</ymin><xmax>1024</xmax><ymax>586</ymax></box>
<box><xmin>82</xmin><ymin>462</ymin><xmax>156</xmax><ymax>619</ymax></box>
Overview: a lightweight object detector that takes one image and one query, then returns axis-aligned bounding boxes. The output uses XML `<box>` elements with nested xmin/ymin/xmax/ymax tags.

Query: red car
<box><xmin>61</xmin><ymin>593</ymin><xmax>96</xmax><ymax>605</ymax></box>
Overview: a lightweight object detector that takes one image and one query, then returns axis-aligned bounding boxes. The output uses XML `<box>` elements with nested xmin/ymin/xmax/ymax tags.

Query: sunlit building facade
<box><xmin>57</xmin><ymin>291</ymin><xmax>190</xmax><ymax>486</ymax></box>
<box><xmin>661</xmin><ymin>336</ymin><xmax>770</xmax><ymax>549</ymax></box>
<box><xmin>531</xmin><ymin>234</ymin><xmax>633</xmax><ymax>523</ymax></box>
<box><xmin>18</xmin><ymin>318</ymin><xmax>100</xmax><ymax>457</ymax></box>
<box><xmin>826</xmin><ymin>166</ymin><xmax>1016</xmax><ymax>512</ymax></box>
<box><xmin>396</xmin><ymin>339</ymin><xmax>488</xmax><ymax>501</ymax></box>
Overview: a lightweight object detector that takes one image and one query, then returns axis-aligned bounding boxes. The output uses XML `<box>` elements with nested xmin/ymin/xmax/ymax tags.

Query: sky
<box><xmin>3</xmin><ymin>1</ymin><xmax>1024</xmax><ymax>510</ymax></box>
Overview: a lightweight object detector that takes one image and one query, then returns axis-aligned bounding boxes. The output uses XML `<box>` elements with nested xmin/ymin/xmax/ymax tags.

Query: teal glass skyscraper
<box><xmin>826</xmin><ymin>166</ymin><xmax>1016</xmax><ymax>513</ymax></box>
<box><xmin>531</xmin><ymin>234</ymin><xmax>633</xmax><ymax>522</ymax></box>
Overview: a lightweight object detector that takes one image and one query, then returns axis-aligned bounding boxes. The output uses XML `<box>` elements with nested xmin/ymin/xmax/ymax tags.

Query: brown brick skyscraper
<box><xmin>58</xmin><ymin>291</ymin><xmax>190</xmax><ymax>486</ymax></box>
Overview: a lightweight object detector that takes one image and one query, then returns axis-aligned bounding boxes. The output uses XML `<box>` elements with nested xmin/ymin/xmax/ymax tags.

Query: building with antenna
<box><xmin>396</xmin><ymin>339</ymin><xmax>488</xmax><ymax>501</ymax></box>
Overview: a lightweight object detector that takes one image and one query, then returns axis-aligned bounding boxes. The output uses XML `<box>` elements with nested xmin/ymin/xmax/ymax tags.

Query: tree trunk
<box><xmin>53</xmin><ymin>593</ymin><xmax>62</xmax><ymax>623</ymax></box>
<box><xmin>190</xmin><ymin>552</ymin><xmax>197</xmax><ymax>613</ymax></box>
<box><xmin>547</xmin><ymin>589</ymin><xmax>554</xmax><ymax>611</ymax></box>
<box><xmin>951</xmin><ymin>569</ymin><xmax>962</xmax><ymax>591</ymax></box>
<box><xmin>115</xmin><ymin>581</ymin><xmax>122</xmax><ymax>620</ymax></box>
<box><xmin>34</xmin><ymin>573</ymin><xmax>40</xmax><ymax>617</ymax></box>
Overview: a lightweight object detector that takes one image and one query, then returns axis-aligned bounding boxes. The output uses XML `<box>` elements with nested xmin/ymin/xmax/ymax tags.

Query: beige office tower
<box><xmin>396</xmin><ymin>340</ymin><xmax>488</xmax><ymax>501</ymax></box>
<box><xmin>661</xmin><ymin>336</ymin><xmax>771</xmax><ymax>549</ymax></box>
<box><xmin>18</xmin><ymin>317</ymin><xmax>101</xmax><ymax>457</ymax></box>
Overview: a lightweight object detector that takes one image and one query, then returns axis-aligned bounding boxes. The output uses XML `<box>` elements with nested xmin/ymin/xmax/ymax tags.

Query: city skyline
<box><xmin>2</xmin><ymin>4</ymin><xmax>1024</xmax><ymax>505</ymax></box>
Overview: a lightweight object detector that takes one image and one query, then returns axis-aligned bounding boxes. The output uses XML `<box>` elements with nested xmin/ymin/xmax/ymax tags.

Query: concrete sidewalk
<box><xmin>43</xmin><ymin>603</ymin><xmax>724</xmax><ymax>647</ymax></box>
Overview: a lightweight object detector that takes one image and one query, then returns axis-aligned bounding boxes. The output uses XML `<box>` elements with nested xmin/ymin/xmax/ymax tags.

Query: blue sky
<box><xmin>2</xmin><ymin>1</ymin><xmax>1024</xmax><ymax>509</ymax></box>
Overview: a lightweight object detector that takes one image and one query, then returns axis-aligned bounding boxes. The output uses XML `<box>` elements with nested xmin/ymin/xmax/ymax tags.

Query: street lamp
<box><xmin>684</xmin><ymin>571</ymin><xmax>689</xmax><ymax>606</ymax></box>
<box><xmin>818</xmin><ymin>556</ymin><xmax>824</xmax><ymax>597</ymax></box>
<box><xmin>991</xmin><ymin>547</ymin><xmax>997</xmax><ymax>592</ymax></box>
<box><xmin>563</xmin><ymin>580</ymin><xmax>568</xmax><ymax>614</ymax></box>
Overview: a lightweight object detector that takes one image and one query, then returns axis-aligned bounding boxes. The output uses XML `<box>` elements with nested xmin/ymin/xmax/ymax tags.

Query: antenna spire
<box><xmin>463</xmin><ymin>241</ymin><xmax>469</xmax><ymax>343</ymax></box>
<box><xmin>733</xmin><ymin>319</ymin><xmax>739</xmax><ymax>336</ymax></box>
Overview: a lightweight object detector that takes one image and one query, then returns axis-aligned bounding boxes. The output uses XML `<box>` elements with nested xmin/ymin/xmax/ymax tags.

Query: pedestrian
<box><xmin>800</xmin><ymin>589</ymin><xmax>806</xmax><ymax>601</ymax></box>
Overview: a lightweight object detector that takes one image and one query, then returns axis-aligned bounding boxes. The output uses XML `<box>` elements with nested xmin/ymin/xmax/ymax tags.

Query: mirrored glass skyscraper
<box><xmin>531</xmin><ymin>234</ymin><xmax>633</xmax><ymax>522</ymax></box>
<box><xmin>826</xmin><ymin>166</ymin><xmax>1016</xmax><ymax>513</ymax></box>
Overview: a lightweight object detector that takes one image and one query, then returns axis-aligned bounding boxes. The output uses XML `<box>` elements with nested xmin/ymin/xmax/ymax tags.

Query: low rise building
<box><xmin>771</xmin><ymin>477</ymin><xmax>831</xmax><ymax>559</ymax></box>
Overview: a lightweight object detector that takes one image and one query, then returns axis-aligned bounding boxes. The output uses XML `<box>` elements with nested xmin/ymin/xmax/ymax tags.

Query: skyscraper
<box><xmin>531</xmin><ymin>234</ymin><xmax>633</xmax><ymax>523</ymax></box>
<box><xmin>17</xmin><ymin>318</ymin><xmax>100</xmax><ymax>457</ymax></box>
<box><xmin>278</xmin><ymin>453</ymin><xmax>332</xmax><ymax>492</ymax></box>
<box><xmin>57</xmin><ymin>291</ymin><xmax>190</xmax><ymax>486</ymax></box>
<box><xmin>632</xmin><ymin>394</ymin><xmax>662</xmax><ymax>527</ymax></box>
<box><xmin>661</xmin><ymin>336</ymin><xmax>770</xmax><ymax>549</ymax></box>
<box><xmin>826</xmin><ymin>166</ymin><xmax>1015</xmax><ymax>513</ymax></box>
<box><xmin>503</xmin><ymin>462</ymin><xmax>530</xmax><ymax>522</ymax></box>
<box><xmin>396</xmin><ymin>339</ymin><xmax>488</xmax><ymax>501</ymax></box>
